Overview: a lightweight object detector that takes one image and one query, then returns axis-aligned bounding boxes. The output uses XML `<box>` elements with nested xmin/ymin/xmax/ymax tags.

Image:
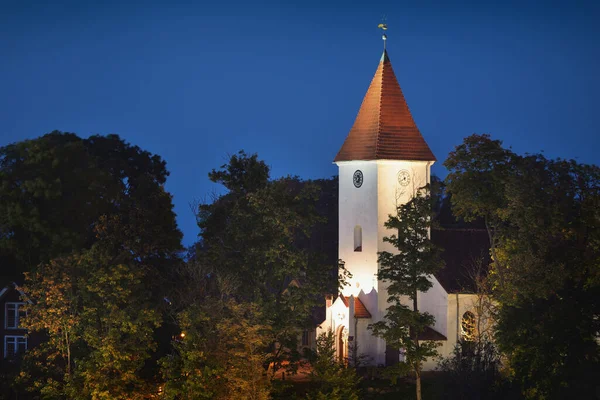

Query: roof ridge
<box><xmin>375</xmin><ymin>53</ymin><xmax>385</xmax><ymax>159</ymax></box>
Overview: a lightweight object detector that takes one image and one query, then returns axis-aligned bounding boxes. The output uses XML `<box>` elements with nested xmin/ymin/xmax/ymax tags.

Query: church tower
<box><xmin>335</xmin><ymin>49</ymin><xmax>436</xmax><ymax>299</ymax></box>
<box><xmin>319</xmin><ymin>36</ymin><xmax>474</xmax><ymax>369</ymax></box>
<box><xmin>317</xmin><ymin>44</ymin><xmax>440</xmax><ymax>366</ymax></box>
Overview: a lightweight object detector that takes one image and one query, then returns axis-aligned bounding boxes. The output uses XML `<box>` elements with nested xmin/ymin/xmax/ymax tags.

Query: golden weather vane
<box><xmin>378</xmin><ymin>15</ymin><xmax>388</xmax><ymax>51</ymax></box>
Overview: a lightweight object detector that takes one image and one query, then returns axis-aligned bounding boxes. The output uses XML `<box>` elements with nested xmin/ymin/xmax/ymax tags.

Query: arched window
<box><xmin>354</xmin><ymin>225</ymin><xmax>362</xmax><ymax>252</ymax></box>
<box><xmin>461</xmin><ymin>311</ymin><xmax>476</xmax><ymax>341</ymax></box>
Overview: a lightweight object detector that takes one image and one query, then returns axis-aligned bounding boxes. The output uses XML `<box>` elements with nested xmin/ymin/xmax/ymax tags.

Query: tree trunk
<box><xmin>413</xmin><ymin>292</ymin><xmax>422</xmax><ymax>400</ymax></box>
<box><xmin>416</xmin><ymin>367</ymin><xmax>422</xmax><ymax>400</ymax></box>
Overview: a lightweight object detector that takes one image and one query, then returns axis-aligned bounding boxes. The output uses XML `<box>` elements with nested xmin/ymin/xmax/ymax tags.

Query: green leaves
<box><xmin>369</xmin><ymin>186</ymin><xmax>444</xmax><ymax>399</ymax></box>
<box><xmin>3</xmin><ymin>131</ymin><xmax>184</xmax><ymax>399</ymax></box>
<box><xmin>195</xmin><ymin>151</ymin><xmax>337</xmax><ymax>376</ymax></box>
<box><xmin>160</xmin><ymin>299</ymin><xmax>271</xmax><ymax>400</ymax></box>
<box><xmin>306</xmin><ymin>331</ymin><xmax>361</xmax><ymax>400</ymax></box>
<box><xmin>377</xmin><ymin>188</ymin><xmax>444</xmax><ymax>302</ymax></box>
<box><xmin>0</xmin><ymin>131</ymin><xmax>182</xmax><ymax>276</ymax></box>
<box><xmin>444</xmin><ymin>133</ymin><xmax>600</xmax><ymax>398</ymax></box>
<box><xmin>21</xmin><ymin>245</ymin><xmax>162</xmax><ymax>399</ymax></box>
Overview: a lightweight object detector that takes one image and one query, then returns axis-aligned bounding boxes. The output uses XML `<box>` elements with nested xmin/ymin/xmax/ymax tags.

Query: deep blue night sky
<box><xmin>2</xmin><ymin>0</ymin><xmax>599</xmax><ymax>245</ymax></box>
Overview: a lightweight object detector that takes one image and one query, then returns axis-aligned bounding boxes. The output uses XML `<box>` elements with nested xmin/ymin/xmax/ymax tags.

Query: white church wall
<box><xmin>376</xmin><ymin>160</ymin><xmax>431</xmax><ymax>254</ymax></box>
<box><xmin>336</xmin><ymin>157</ymin><xmax>452</xmax><ymax>370</ymax></box>
<box><xmin>353</xmin><ymin>318</ymin><xmax>381</xmax><ymax>365</ymax></box>
<box><xmin>375</xmin><ymin>160</ymin><xmax>434</xmax><ymax>321</ymax></box>
<box><xmin>337</xmin><ymin>161</ymin><xmax>379</xmax><ymax>297</ymax></box>
<box><xmin>418</xmin><ymin>276</ymin><xmax>448</xmax><ymax>338</ymax></box>
<box><xmin>318</xmin><ymin>296</ymin><xmax>348</xmax><ymax>342</ymax></box>
<box><xmin>422</xmin><ymin>293</ymin><xmax>481</xmax><ymax>371</ymax></box>
<box><xmin>356</xmin><ymin>288</ymin><xmax>386</xmax><ymax>365</ymax></box>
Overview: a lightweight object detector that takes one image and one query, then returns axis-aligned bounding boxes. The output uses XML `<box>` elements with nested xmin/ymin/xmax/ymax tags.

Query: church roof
<box><xmin>339</xmin><ymin>294</ymin><xmax>372</xmax><ymax>318</ymax></box>
<box><xmin>334</xmin><ymin>50</ymin><xmax>436</xmax><ymax>162</ymax></box>
<box><xmin>432</xmin><ymin>227</ymin><xmax>491</xmax><ymax>293</ymax></box>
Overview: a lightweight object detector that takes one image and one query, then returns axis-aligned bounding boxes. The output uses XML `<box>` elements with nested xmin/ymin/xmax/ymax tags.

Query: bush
<box><xmin>306</xmin><ymin>331</ymin><xmax>361</xmax><ymax>400</ymax></box>
<box><xmin>437</xmin><ymin>339</ymin><xmax>507</xmax><ymax>400</ymax></box>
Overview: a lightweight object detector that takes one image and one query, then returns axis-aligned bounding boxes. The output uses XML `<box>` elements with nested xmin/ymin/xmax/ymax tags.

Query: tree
<box><xmin>21</xmin><ymin>243</ymin><xmax>162</xmax><ymax>399</ymax></box>
<box><xmin>437</xmin><ymin>339</ymin><xmax>503</xmax><ymax>400</ymax></box>
<box><xmin>196</xmin><ymin>151</ymin><xmax>337</xmax><ymax>377</ymax></box>
<box><xmin>160</xmin><ymin>297</ymin><xmax>271</xmax><ymax>400</ymax></box>
<box><xmin>445</xmin><ymin>134</ymin><xmax>600</xmax><ymax>399</ymax></box>
<box><xmin>305</xmin><ymin>331</ymin><xmax>360</xmax><ymax>400</ymax></box>
<box><xmin>1</xmin><ymin>131</ymin><xmax>183</xmax><ymax>398</ymax></box>
<box><xmin>159</xmin><ymin>254</ymin><xmax>272</xmax><ymax>400</ymax></box>
<box><xmin>443</xmin><ymin>134</ymin><xmax>513</xmax><ymax>289</ymax></box>
<box><xmin>0</xmin><ymin>131</ymin><xmax>182</xmax><ymax>277</ymax></box>
<box><xmin>369</xmin><ymin>186</ymin><xmax>444</xmax><ymax>400</ymax></box>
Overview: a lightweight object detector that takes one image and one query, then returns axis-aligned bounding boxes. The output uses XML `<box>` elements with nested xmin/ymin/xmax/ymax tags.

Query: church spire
<box><xmin>334</xmin><ymin>29</ymin><xmax>436</xmax><ymax>163</ymax></box>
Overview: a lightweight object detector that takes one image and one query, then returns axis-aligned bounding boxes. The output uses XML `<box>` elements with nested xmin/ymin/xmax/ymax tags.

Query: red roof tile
<box><xmin>339</xmin><ymin>294</ymin><xmax>372</xmax><ymax>318</ymax></box>
<box><xmin>334</xmin><ymin>51</ymin><xmax>436</xmax><ymax>162</ymax></box>
<box><xmin>354</xmin><ymin>297</ymin><xmax>372</xmax><ymax>318</ymax></box>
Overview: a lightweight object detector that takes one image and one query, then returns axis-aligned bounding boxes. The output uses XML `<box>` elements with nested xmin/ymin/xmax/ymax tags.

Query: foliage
<box><xmin>444</xmin><ymin>134</ymin><xmax>600</xmax><ymax>399</ymax></box>
<box><xmin>495</xmin><ymin>286</ymin><xmax>600</xmax><ymax>400</ymax></box>
<box><xmin>437</xmin><ymin>339</ymin><xmax>504</xmax><ymax>400</ymax></box>
<box><xmin>305</xmin><ymin>331</ymin><xmax>361</xmax><ymax>400</ymax></box>
<box><xmin>0</xmin><ymin>131</ymin><xmax>183</xmax><ymax>399</ymax></box>
<box><xmin>160</xmin><ymin>295</ymin><xmax>271</xmax><ymax>400</ymax></box>
<box><xmin>196</xmin><ymin>151</ymin><xmax>339</xmax><ymax>376</ymax></box>
<box><xmin>0</xmin><ymin>131</ymin><xmax>182</xmax><ymax>277</ymax></box>
<box><xmin>443</xmin><ymin>134</ymin><xmax>513</xmax><ymax>288</ymax></box>
<box><xmin>368</xmin><ymin>186</ymin><xmax>444</xmax><ymax>400</ymax></box>
<box><xmin>20</xmin><ymin>244</ymin><xmax>161</xmax><ymax>399</ymax></box>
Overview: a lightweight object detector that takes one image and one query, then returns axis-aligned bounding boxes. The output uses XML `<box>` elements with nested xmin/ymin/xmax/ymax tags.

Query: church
<box><xmin>316</xmin><ymin>44</ymin><xmax>490</xmax><ymax>371</ymax></box>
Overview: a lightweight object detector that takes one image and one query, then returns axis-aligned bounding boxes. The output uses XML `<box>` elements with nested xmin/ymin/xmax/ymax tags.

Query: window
<box><xmin>461</xmin><ymin>311</ymin><xmax>476</xmax><ymax>341</ymax></box>
<box><xmin>301</xmin><ymin>330</ymin><xmax>310</xmax><ymax>347</ymax></box>
<box><xmin>5</xmin><ymin>302</ymin><xmax>26</xmax><ymax>329</ymax></box>
<box><xmin>4</xmin><ymin>336</ymin><xmax>27</xmax><ymax>358</ymax></box>
<box><xmin>354</xmin><ymin>225</ymin><xmax>362</xmax><ymax>252</ymax></box>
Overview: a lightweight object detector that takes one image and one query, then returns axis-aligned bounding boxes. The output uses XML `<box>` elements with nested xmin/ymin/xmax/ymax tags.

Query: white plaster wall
<box><xmin>356</xmin><ymin>288</ymin><xmax>385</xmax><ymax>365</ymax></box>
<box><xmin>375</xmin><ymin>161</ymin><xmax>432</xmax><ymax>317</ymax></box>
<box><xmin>337</xmin><ymin>159</ymin><xmax>451</xmax><ymax>369</ymax></box>
<box><xmin>376</xmin><ymin>160</ymin><xmax>431</xmax><ymax>254</ymax></box>
<box><xmin>418</xmin><ymin>276</ymin><xmax>448</xmax><ymax>338</ymax></box>
<box><xmin>354</xmin><ymin>318</ymin><xmax>381</xmax><ymax>365</ymax></box>
<box><xmin>422</xmin><ymin>293</ymin><xmax>481</xmax><ymax>371</ymax></box>
<box><xmin>337</xmin><ymin>161</ymin><xmax>379</xmax><ymax>296</ymax></box>
<box><xmin>319</xmin><ymin>297</ymin><xmax>350</xmax><ymax>337</ymax></box>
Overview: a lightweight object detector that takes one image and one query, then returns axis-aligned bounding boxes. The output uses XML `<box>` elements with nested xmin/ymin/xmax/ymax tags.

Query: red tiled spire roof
<box><xmin>334</xmin><ymin>51</ymin><xmax>436</xmax><ymax>162</ymax></box>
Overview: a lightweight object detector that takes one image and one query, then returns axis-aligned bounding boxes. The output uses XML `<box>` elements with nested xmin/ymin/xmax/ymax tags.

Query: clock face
<box><xmin>398</xmin><ymin>170</ymin><xmax>411</xmax><ymax>187</ymax></box>
<box><xmin>353</xmin><ymin>170</ymin><xmax>363</xmax><ymax>188</ymax></box>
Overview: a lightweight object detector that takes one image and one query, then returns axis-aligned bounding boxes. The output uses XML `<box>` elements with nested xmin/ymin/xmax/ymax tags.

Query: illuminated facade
<box><xmin>317</xmin><ymin>49</ymin><xmax>487</xmax><ymax>369</ymax></box>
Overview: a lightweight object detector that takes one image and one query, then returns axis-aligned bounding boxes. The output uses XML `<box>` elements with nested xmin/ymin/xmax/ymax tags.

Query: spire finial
<box><xmin>378</xmin><ymin>16</ymin><xmax>388</xmax><ymax>51</ymax></box>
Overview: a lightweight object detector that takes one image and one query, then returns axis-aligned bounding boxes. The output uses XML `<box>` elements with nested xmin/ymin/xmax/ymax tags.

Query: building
<box><xmin>0</xmin><ymin>282</ymin><xmax>28</xmax><ymax>362</ymax></box>
<box><xmin>317</xmin><ymin>46</ymin><xmax>490</xmax><ymax>370</ymax></box>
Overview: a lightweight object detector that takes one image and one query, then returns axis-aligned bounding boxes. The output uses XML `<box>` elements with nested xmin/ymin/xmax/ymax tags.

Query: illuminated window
<box><xmin>5</xmin><ymin>303</ymin><xmax>26</xmax><ymax>329</ymax></box>
<box><xmin>461</xmin><ymin>311</ymin><xmax>476</xmax><ymax>341</ymax></box>
<box><xmin>354</xmin><ymin>225</ymin><xmax>362</xmax><ymax>252</ymax></box>
<box><xmin>4</xmin><ymin>336</ymin><xmax>27</xmax><ymax>358</ymax></box>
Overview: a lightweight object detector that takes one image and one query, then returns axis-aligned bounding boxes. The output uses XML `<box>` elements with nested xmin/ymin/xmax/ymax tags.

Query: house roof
<box><xmin>339</xmin><ymin>294</ymin><xmax>372</xmax><ymax>318</ymax></box>
<box><xmin>334</xmin><ymin>51</ymin><xmax>436</xmax><ymax>162</ymax></box>
<box><xmin>0</xmin><ymin>280</ymin><xmax>28</xmax><ymax>302</ymax></box>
